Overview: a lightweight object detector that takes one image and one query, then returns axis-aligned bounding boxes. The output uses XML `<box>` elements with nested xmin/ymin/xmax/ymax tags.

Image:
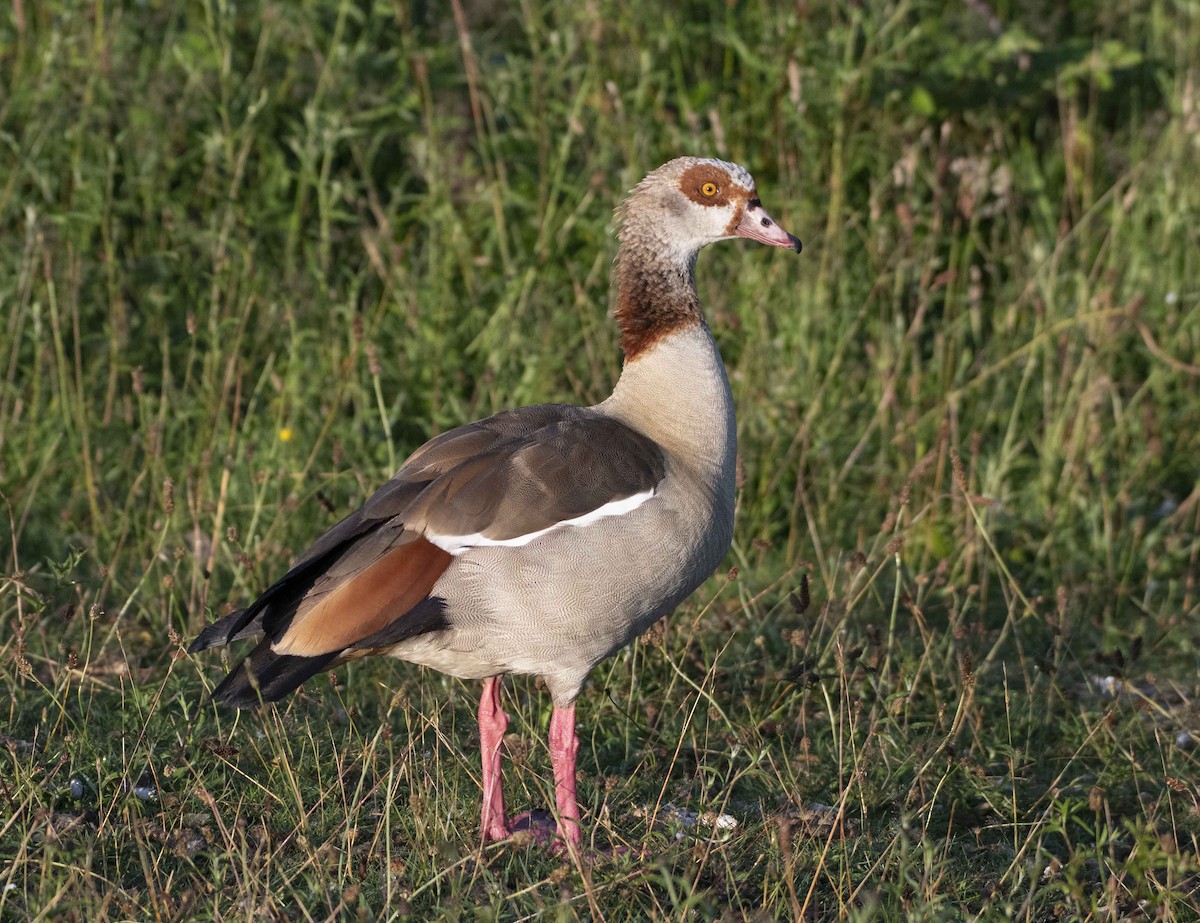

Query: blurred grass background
<box><xmin>1</xmin><ymin>0</ymin><xmax>1198</xmax><ymax>920</ymax></box>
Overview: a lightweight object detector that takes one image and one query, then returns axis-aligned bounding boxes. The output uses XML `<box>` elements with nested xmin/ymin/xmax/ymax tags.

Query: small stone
<box><xmin>133</xmin><ymin>770</ymin><xmax>157</xmax><ymax>802</ymax></box>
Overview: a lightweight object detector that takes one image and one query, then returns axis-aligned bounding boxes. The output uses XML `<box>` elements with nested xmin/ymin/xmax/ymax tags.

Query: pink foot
<box><xmin>509</xmin><ymin>809</ymin><xmax>633</xmax><ymax>859</ymax></box>
<box><xmin>495</xmin><ymin>704</ymin><xmax>588</xmax><ymax>856</ymax></box>
<box><xmin>548</xmin><ymin>703</ymin><xmax>582</xmax><ymax>854</ymax></box>
<box><xmin>478</xmin><ymin>686</ymin><xmax>625</xmax><ymax>858</ymax></box>
<box><xmin>478</xmin><ymin>676</ymin><xmax>512</xmax><ymax>843</ymax></box>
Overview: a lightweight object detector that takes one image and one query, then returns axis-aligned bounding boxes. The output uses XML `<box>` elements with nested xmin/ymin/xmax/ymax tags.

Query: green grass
<box><xmin>2</xmin><ymin>0</ymin><xmax>1199</xmax><ymax>919</ymax></box>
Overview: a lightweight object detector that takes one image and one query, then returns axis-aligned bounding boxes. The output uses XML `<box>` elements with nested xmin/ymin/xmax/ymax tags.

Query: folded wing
<box><xmin>189</xmin><ymin>405</ymin><xmax>666</xmax><ymax>706</ymax></box>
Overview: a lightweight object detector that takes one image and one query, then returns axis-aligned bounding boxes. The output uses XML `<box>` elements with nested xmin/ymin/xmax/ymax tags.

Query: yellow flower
<box><xmin>278</xmin><ymin>427</ymin><xmax>294</xmax><ymax>442</ymax></box>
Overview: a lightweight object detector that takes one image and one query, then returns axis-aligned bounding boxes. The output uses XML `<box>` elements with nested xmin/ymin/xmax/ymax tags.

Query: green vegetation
<box><xmin>2</xmin><ymin>1</ymin><xmax>1198</xmax><ymax>919</ymax></box>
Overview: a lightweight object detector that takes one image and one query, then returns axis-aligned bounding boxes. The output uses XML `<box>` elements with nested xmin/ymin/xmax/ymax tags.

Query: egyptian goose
<box><xmin>189</xmin><ymin>157</ymin><xmax>801</xmax><ymax>852</ymax></box>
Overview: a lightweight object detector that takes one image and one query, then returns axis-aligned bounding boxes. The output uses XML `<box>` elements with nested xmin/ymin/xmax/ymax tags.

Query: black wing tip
<box><xmin>188</xmin><ymin>608</ymin><xmax>247</xmax><ymax>654</ymax></box>
<box><xmin>207</xmin><ymin>676</ymin><xmax>267</xmax><ymax>710</ymax></box>
<box><xmin>187</xmin><ymin>629</ymin><xmax>223</xmax><ymax>656</ymax></box>
<box><xmin>188</xmin><ymin>608</ymin><xmax>267</xmax><ymax>655</ymax></box>
<box><xmin>207</xmin><ymin>663</ymin><xmax>262</xmax><ymax>709</ymax></box>
<box><xmin>207</xmin><ymin>645</ymin><xmax>340</xmax><ymax>710</ymax></box>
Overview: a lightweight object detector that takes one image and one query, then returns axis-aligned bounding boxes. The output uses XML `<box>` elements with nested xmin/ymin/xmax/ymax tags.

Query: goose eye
<box><xmin>701</xmin><ymin>182</ymin><xmax>719</xmax><ymax>197</ymax></box>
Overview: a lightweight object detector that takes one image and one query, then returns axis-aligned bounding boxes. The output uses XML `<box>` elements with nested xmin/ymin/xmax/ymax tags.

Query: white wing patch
<box><xmin>426</xmin><ymin>488</ymin><xmax>656</xmax><ymax>556</ymax></box>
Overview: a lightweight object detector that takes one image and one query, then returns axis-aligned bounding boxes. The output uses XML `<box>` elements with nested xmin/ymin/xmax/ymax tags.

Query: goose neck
<box><xmin>613</xmin><ymin>228</ymin><xmax>703</xmax><ymax>361</ymax></box>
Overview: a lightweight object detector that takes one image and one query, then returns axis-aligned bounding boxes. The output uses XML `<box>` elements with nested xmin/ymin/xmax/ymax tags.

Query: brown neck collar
<box><xmin>614</xmin><ymin>235</ymin><xmax>703</xmax><ymax>361</ymax></box>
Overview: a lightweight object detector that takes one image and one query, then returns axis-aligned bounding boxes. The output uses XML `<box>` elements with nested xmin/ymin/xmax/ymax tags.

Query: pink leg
<box><xmin>549</xmin><ymin>704</ymin><xmax>582</xmax><ymax>851</ymax></box>
<box><xmin>478</xmin><ymin>676</ymin><xmax>511</xmax><ymax>843</ymax></box>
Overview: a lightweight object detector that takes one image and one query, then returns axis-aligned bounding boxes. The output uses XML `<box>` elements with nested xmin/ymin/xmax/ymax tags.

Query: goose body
<box><xmin>190</xmin><ymin>157</ymin><xmax>801</xmax><ymax>851</ymax></box>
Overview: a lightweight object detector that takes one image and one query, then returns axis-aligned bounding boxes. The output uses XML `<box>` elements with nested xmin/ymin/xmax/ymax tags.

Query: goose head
<box><xmin>618</xmin><ymin>157</ymin><xmax>802</xmax><ymax>261</ymax></box>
